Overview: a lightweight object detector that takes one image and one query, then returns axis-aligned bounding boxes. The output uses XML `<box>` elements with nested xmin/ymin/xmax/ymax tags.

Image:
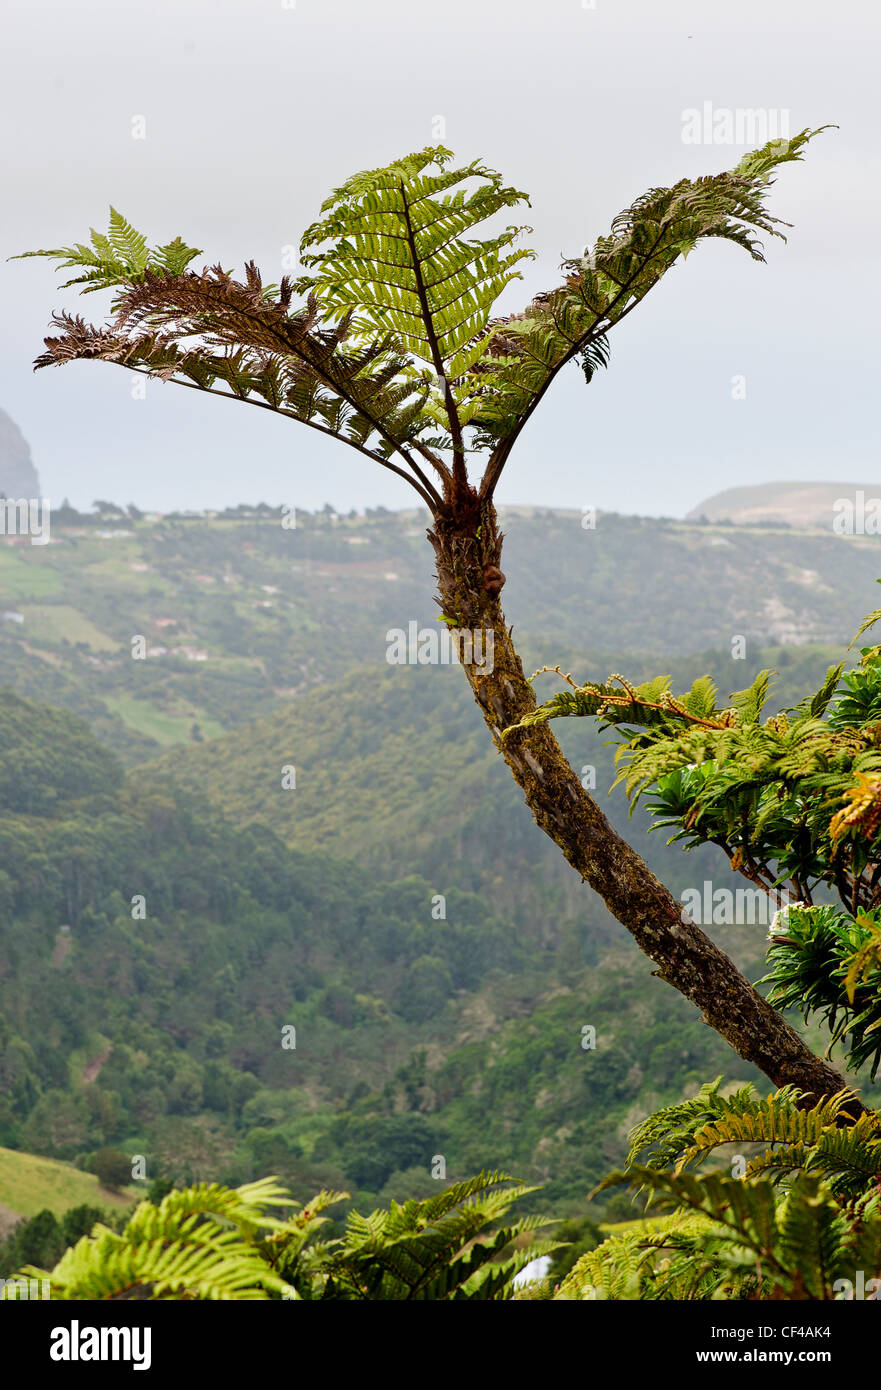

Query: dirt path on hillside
<box><xmin>82</xmin><ymin>1046</ymin><xmax>112</xmax><ymax>1084</ymax></box>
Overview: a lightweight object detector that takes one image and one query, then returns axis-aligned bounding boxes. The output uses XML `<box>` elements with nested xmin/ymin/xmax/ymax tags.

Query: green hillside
<box><xmin>1</xmin><ymin>503</ymin><xmax>879</xmax><ymax>766</ymax></box>
<box><xmin>139</xmin><ymin>645</ymin><xmax>846</xmax><ymax>884</ymax></box>
<box><xmin>0</xmin><ymin>1146</ymin><xmax>136</xmax><ymax>1222</ymax></box>
<box><xmin>0</xmin><ymin>687</ymin><xmax>795</xmax><ymax>1221</ymax></box>
<box><xmin>3</xmin><ymin>502</ymin><xmax>881</xmax><ymax>1234</ymax></box>
<box><xmin>2</xmin><ymin>668</ymin><xmax>877</xmax><ymax>1223</ymax></box>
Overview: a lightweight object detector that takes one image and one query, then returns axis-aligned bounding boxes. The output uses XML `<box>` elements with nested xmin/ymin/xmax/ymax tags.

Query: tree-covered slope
<box><xmin>137</xmin><ymin>643</ymin><xmax>846</xmax><ymax>940</ymax></box>
<box><xmin>0</xmin><ymin>686</ymin><xmax>805</xmax><ymax>1219</ymax></box>
<box><xmin>4</xmin><ymin>655</ymin><xmax>878</xmax><ymax>1222</ymax></box>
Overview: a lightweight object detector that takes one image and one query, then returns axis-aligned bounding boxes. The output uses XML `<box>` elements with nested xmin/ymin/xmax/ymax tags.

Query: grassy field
<box><xmin>103</xmin><ymin>693</ymin><xmax>225</xmax><ymax>746</ymax></box>
<box><xmin>0</xmin><ymin>1146</ymin><xmax>139</xmax><ymax>1220</ymax></box>
<box><xmin>16</xmin><ymin>604</ymin><xmax>119</xmax><ymax>651</ymax></box>
<box><xmin>0</xmin><ymin>547</ymin><xmax>64</xmax><ymax>599</ymax></box>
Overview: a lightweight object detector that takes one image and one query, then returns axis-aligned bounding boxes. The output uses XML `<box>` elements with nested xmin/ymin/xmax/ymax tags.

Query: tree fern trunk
<box><xmin>428</xmin><ymin>499</ymin><xmax>856</xmax><ymax>1109</ymax></box>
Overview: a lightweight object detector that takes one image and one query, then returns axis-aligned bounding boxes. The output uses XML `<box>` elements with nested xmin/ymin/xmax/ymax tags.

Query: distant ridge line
<box><xmin>686</xmin><ymin>481</ymin><xmax>881</xmax><ymax>530</ymax></box>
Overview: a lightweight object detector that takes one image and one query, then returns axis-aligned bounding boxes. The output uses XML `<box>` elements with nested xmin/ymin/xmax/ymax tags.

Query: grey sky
<box><xmin>2</xmin><ymin>0</ymin><xmax>879</xmax><ymax>514</ymax></box>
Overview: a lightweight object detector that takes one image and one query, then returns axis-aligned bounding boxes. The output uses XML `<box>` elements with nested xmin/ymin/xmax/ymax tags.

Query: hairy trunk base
<box><xmin>428</xmin><ymin>499</ymin><xmax>856</xmax><ymax>1112</ymax></box>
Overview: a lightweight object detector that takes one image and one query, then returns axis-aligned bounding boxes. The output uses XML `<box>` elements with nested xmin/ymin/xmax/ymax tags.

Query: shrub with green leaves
<box><xmin>508</xmin><ymin>598</ymin><xmax>881</xmax><ymax>1077</ymax></box>
<box><xmin>761</xmin><ymin>905</ymin><xmax>881</xmax><ymax>1078</ymax></box>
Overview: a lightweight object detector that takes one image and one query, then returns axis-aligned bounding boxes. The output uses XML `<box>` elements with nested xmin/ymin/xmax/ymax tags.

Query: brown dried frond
<box><xmin>34</xmin><ymin>312</ymin><xmax>129</xmax><ymax>367</ymax></box>
<box><xmin>113</xmin><ymin>265</ymin><xmax>319</xmax><ymax>359</ymax></box>
<box><xmin>35</xmin><ymin>311</ymin><xmax>211</xmax><ymax>384</ymax></box>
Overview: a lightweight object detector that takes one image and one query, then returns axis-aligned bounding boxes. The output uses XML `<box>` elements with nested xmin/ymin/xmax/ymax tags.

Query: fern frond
<box><xmin>471</xmin><ymin>127</ymin><xmax>831</xmax><ymax>462</ymax></box>
<box><xmin>679</xmin><ymin>1088</ymin><xmax>861</xmax><ymax>1171</ymax></box>
<box><xmin>317</xmin><ymin>1171</ymin><xmax>554</xmax><ymax>1300</ymax></box>
<box><xmin>626</xmin><ymin>1077</ymin><xmax>735</xmax><ymax>1169</ymax></box>
<box><xmin>22</xmin><ymin>1179</ymin><xmax>295</xmax><ymax>1301</ymax></box>
<box><xmin>31</xmin><ymin>268</ymin><xmax>445</xmax><ymax>502</ymax></box>
<box><xmin>13</xmin><ymin>207</ymin><xmax>200</xmax><ymax>297</ymax></box>
<box><xmin>296</xmin><ymin>148</ymin><xmax>532</xmax><ymax>380</ymax></box>
<box><xmin>294</xmin><ymin>146</ymin><xmax>533</xmax><ymax>451</ymax></box>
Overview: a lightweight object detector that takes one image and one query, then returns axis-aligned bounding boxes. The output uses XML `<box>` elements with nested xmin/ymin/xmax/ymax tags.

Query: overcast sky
<box><xmin>2</xmin><ymin>0</ymin><xmax>879</xmax><ymax>515</ymax></box>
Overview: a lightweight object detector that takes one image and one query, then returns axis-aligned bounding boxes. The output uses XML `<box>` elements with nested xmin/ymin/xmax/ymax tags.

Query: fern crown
<box><xmin>15</xmin><ymin>130</ymin><xmax>831</xmax><ymax>512</ymax></box>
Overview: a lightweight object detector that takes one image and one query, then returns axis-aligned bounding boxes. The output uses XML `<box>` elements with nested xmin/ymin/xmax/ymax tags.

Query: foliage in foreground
<box><xmin>557</xmin><ymin>1084</ymin><xmax>881</xmax><ymax>1301</ymax></box>
<box><xmin>2</xmin><ymin>1171</ymin><xmax>556</xmax><ymax>1301</ymax></box>
<box><xmin>11</xmin><ymin>1091</ymin><xmax>881</xmax><ymax>1302</ymax></box>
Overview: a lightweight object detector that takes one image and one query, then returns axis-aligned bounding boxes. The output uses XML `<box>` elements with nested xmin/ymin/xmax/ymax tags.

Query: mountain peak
<box><xmin>0</xmin><ymin>408</ymin><xmax>41</xmax><ymax>498</ymax></box>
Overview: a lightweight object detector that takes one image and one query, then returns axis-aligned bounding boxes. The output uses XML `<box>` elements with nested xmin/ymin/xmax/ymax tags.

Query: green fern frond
<box><xmin>295</xmin><ymin>145</ymin><xmax>533</xmax><ymax>445</ymax></box>
<box><xmin>743</xmin><ymin>1119</ymin><xmax>881</xmax><ymax>1192</ymax></box>
<box><xmin>556</xmin><ymin>1226</ymin><xmax>653</xmax><ymax>1301</ymax></box>
<box><xmin>627</xmin><ymin>1077</ymin><xmax>734</xmax><ymax>1168</ymax></box>
<box><xmin>107</xmin><ymin>207</ymin><xmax>149</xmax><ymax>274</ymax></box>
<box><xmin>316</xmin><ymin>1171</ymin><xmax>554</xmax><ymax>1300</ymax></box>
<box><xmin>468</xmin><ymin>128</ymin><xmax>831</xmax><ymax>445</ymax></box>
<box><xmin>8</xmin><ymin>1178</ymin><xmax>299</xmax><ymax>1301</ymax></box>
<box><xmin>13</xmin><ymin>208</ymin><xmax>201</xmax><ymax>297</ymax></box>
<box><xmin>776</xmin><ymin>1178</ymin><xmax>851</xmax><ymax>1298</ymax></box>
<box><xmin>679</xmin><ymin>1088</ymin><xmax>861</xmax><ymax>1170</ymax></box>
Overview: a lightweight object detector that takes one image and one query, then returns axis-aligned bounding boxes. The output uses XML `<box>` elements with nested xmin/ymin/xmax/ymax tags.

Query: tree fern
<box><xmin>16</xmin><ymin>128</ymin><xmax>853</xmax><ymax>1122</ymax></box>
